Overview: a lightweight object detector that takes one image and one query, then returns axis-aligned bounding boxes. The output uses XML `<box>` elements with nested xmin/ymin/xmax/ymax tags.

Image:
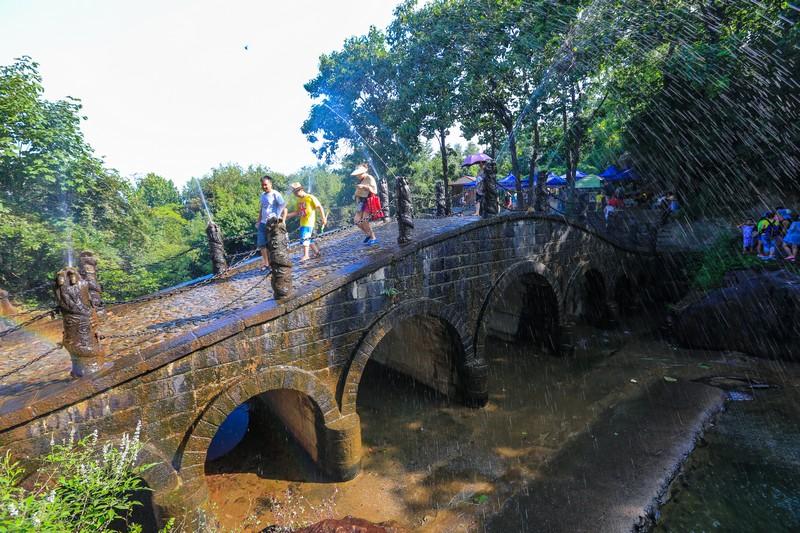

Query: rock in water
<box><xmin>288</xmin><ymin>516</ymin><xmax>406</xmax><ymax>533</ymax></box>
<box><xmin>670</xmin><ymin>269</ymin><xmax>800</xmax><ymax>360</ymax></box>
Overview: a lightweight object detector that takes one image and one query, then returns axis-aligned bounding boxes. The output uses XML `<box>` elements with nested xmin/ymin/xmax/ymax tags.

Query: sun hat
<box><xmin>289</xmin><ymin>182</ymin><xmax>304</xmax><ymax>193</ymax></box>
<box><xmin>351</xmin><ymin>164</ymin><xmax>369</xmax><ymax>176</ymax></box>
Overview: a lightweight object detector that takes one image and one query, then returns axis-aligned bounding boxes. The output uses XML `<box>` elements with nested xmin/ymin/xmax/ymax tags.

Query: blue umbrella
<box><xmin>599</xmin><ymin>165</ymin><xmax>620</xmax><ymax>178</ymax></box>
<box><xmin>604</xmin><ymin>168</ymin><xmax>639</xmax><ymax>182</ymax></box>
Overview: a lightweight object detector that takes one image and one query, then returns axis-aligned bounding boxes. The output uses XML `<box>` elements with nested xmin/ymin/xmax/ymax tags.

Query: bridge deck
<box><xmin>0</xmin><ymin>217</ymin><xmax>476</xmax><ymax>408</ymax></box>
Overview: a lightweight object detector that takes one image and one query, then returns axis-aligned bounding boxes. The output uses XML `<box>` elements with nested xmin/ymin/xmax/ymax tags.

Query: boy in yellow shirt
<box><xmin>287</xmin><ymin>182</ymin><xmax>327</xmax><ymax>262</ymax></box>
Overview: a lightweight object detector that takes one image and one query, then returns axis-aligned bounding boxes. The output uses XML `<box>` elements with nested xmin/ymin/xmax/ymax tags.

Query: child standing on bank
<box><xmin>287</xmin><ymin>182</ymin><xmax>327</xmax><ymax>262</ymax></box>
<box><xmin>738</xmin><ymin>219</ymin><xmax>756</xmax><ymax>254</ymax></box>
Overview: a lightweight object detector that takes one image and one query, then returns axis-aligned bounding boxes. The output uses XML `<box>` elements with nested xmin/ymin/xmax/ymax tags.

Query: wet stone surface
<box><xmin>0</xmin><ymin>218</ymin><xmax>474</xmax><ymax>407</ymax></box>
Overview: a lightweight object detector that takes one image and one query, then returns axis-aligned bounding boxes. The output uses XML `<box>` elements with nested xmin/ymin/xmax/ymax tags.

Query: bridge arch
<box><xmin>563</xmin><ymin>262</ymin><xmax>614</xmax><ymax>326</ymax></box>
<box><xmin>340</xmin><ymin>298</ymin><xmax>474</xmax><ymax>416</ymax></box>
<box><xmin>474</xmin><ymin>260</ymin><xmax>565</xmax><ymax>366</ymax></box>
<box><xmin>177</xmin><ymin>365</ymin><xmax>359</xmax><ymax>516</ymax></box>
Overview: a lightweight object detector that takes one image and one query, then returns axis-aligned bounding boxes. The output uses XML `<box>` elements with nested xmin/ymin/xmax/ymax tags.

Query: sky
<box><xmin>0</xmin><ymin>0</ymin><xmax>405</xmax><ymax>188</ymax></box>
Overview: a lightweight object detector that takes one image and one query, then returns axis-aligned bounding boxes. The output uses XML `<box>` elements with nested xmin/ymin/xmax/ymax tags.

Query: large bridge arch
<box><xmin>474</xmin><ymin>259</ymin><xmax>566</xmax><ymax>363</ymax></box>
<box><xmin>340</xmin><ymin>298</ymin><xmax>479</xmax><ymax>415</ymax></box>
<box><xmin>176</xmin><ymin>366</ymin><xmax>360</xmax><ymax>518</ymax></box>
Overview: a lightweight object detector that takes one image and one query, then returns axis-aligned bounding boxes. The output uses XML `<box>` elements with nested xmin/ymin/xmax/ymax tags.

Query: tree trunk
<box><xmin>438</xmin><ymin>128</ymin><xmax>451</xmax><ymax>215</ymax></box>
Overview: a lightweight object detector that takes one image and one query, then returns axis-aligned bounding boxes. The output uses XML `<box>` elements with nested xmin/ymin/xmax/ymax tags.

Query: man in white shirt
<box><xmin>255</xmin><ymin>175</ymin><xmax>287</xmax><ymax>271</ymax></box>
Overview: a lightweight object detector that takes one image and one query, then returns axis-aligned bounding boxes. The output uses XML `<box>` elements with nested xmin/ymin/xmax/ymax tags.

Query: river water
<box><xmin>204</xmin><ymin>318</ymin><xmax>800</xmax><ymax>532</ymax></box>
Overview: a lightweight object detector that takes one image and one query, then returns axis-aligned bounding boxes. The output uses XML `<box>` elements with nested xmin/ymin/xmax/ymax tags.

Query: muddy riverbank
<box><xmin>204</xmin><ymin>316</ymin><xmax>800</xmax><ymax>532</ymax></box>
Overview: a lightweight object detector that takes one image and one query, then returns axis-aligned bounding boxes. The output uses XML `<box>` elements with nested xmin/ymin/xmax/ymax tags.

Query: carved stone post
<box><xmin>265</xmin><ymin>219</ymin><xmax>293</xmax><ymax>300</ymax></box>
<box><xmin>0</xmin><ymin>288</ymin><xmax>15</xmax><ymax>316</ymax></box>
<box><xmin>396</xmin><ymin>176</ymin><xmax>414</xmax><ymax>245</ymax></box>
<box><xmin>78</xmin><ymin>251</ymin><xmax>104</xmax><ymax>313</ymax></box>
<box><xmin>534</xmin><ymin>170</ymin><xmax>547</xmax><ymax>213</ymax></box>
<box><xmin>54</xmin><ymin>267</ymin><xmax>106</xmax><ymax>378</ymax></box>
<box><xmin>435</xmin><ymin>181</ymin><xmax>446</xmax><ymax>217</ymax></box>
<box><xmin>481</xmin><ymin>161</ymin><xmax>499</xmax><ymax>218</ymax></box>
<box><xmin>205</xmin><ymin>221</ymin><xmax>228</xmax><ymax>274</ymax></box>
<box><xmin>378</xmin><ymin>177</ymin><xmax>391</xmax><ymax>220</ymax></box>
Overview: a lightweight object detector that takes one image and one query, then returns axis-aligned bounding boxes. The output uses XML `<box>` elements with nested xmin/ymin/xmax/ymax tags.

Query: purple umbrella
<box><xmin>461</xmin><ymin>153</ymin><xmax>493</xmax><ymax>167</ymax></box>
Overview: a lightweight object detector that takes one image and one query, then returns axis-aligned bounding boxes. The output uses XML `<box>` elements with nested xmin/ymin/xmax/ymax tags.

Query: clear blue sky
<box><xmin>0</xmin><ymin>0</ymin><xmax>403</xmax><ymax>187</ymax></box>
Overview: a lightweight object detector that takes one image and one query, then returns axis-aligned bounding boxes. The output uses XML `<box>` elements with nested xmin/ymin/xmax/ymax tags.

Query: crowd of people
<box><xmin>739</xmin><ymin>209</ymin><xmax>800</xmax><ymax>262</ymax></box>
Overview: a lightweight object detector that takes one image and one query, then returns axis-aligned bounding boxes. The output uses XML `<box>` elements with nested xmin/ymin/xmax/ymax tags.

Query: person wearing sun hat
<box><xmin>286</xmin><ymin>182</ymin><xmax>327</xmax><ymax>262</ymax></box>
<box><xmin>351</xmin><ymin>163</ymin><xmax>380</xmax><ymax>245</ymax></box>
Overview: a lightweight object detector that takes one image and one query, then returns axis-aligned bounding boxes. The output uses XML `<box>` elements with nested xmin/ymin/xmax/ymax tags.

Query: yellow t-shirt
<box><xmin>298</xmin><ymin>194</ymin><xmax>321</xmax><ymax>228</ymax></box>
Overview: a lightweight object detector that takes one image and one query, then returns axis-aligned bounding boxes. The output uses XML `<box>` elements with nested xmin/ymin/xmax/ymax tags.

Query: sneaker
<box><xmin>365</xmin><ymin>238</ymin><xmax>378</xmax><ymax>245</ymax></box>
<box><xmin>363</xmin><ymin>236</ymin><xmax>371</xmax><ymax>244</ymax></box>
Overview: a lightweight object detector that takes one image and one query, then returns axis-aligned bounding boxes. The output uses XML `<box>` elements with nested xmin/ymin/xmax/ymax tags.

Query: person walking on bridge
<box><xmin>255</xmin><ymin>175</ymin><xmax>287</xmax><ymax>271</ymax></box>
<box><xmin>287</xmin><ymin>182</ymin><xmax>327</xmax><ymax>262</ymax></box>
<box><xmin>351</xmin><ymin>163</ymin><xmax>383</xmax><ymax>245</ymax></box>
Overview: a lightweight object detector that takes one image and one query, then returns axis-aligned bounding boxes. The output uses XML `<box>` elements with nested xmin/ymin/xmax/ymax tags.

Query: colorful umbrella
<box><xmin>461</xmin><ymin>153</ymin><xmax>493</xmax><ymax>167</ymax></box>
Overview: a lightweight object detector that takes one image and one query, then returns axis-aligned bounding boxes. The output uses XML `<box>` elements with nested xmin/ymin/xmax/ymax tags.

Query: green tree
<box><xmin>134</xmin><ymin>173</ymin><xmax>181</xmax><ymax>208</ymax></box>
<box><xmin>389</xmin><ymin>0</ymin><xmax>464</xmax><ymax>212</ymax></box>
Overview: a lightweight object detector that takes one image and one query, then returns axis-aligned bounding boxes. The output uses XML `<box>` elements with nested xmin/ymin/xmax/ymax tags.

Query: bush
<box><xmin>0</xmin><ymin>422</ymin><xmax>172</xmax><ymax>532</ymax></box>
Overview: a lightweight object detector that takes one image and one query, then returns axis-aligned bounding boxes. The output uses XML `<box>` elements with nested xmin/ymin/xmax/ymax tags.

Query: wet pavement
<box><xmin>0</xmin><ymin>217</ymin><xmax>473</xmax><ymax>407</ymax></box>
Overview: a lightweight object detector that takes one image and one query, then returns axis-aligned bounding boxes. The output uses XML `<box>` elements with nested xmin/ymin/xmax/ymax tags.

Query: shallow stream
<box><xmin>204</xmin><ymin>319</ymin><xmax>800</xmax><ymax>532</ymax></box>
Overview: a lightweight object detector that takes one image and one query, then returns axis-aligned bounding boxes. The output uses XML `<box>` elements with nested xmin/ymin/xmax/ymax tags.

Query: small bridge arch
<box><xmin>474</xmin><ymin>259</ymin><xmax>565</xmax><ymax>361</ymax></box>
<box><xmin>340</xmin><ymin>298</ymin><xmax>475</xmax><ymax>416</ymax></box>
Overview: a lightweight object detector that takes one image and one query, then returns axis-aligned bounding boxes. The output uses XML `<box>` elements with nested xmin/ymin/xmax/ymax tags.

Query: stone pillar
<box><xmin>481</xmin><ymin>161</ymin><xmax>499</xmax><ymax>218</ymax></box>
<box><xmin>0</xmin><ymin>288</ymin><xmax>15</xmax><ymax>316</ymax></box>
<box><xmin>460</xmin><ymin>361</ymin><xmax>489</xmax><ymax>408</ymax></box>
<box><xmin>54</xmin><ymin>267</ymin><xmax>106</xmax><ymax>377</ymax></box>
<box><xmin>265</xmin><ymin>218</ymin><xmax>293</xmax><ymax>300</ymax></box>
<box><xmin>78</xmin><ymin>251</ymin><xmax>104</xmax><ymax>313</ymax></box>
<box><xmin>205</xmin><ymin>221</ymin><xmax>227</xmax><ymax>274</ymax></box>
<box><xmin>435</xmin><ymin>181</ymin><xmax>446</xmax><ymax>217</ymax></box>
<box><xmin>320</xmin><ymin>414</ymin><xmax>362</xmax><ymax>481</ymax></box>
<box><xmin>378</xmin><ymin>177</ymin><xmax>391</xmax><ymax>220</ymax></box>
<box><xmin>396</xmin><ymin>176</ymin><xmax>414</xmax><ymax>245</ymax></box>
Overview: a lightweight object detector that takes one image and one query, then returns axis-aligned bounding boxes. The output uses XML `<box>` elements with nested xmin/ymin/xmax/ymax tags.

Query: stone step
<box><xmin>484</xmin><ymin>379</ymin><xmax>725</xmax><ymax>532</ymax></box>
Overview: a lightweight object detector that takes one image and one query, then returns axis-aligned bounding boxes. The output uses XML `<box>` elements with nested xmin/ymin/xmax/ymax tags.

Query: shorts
<box><xmin>357</xmin><ymin>197</ymin><xmax>368</xmax><ymax>212</ymax></box>
<box><xmin>256</xmin><ymin>222</ymin><xmax>268</xmax><ymax>248</ymax></box>
<box><xmin>299</xmin><ymin>226</ymin><xmax>314</xmax><ymax>246</ymax></box>
<box><xmin>743</xmin><ymin>236</ymin><xmax>754</xmax><ymax>248</ymax></box>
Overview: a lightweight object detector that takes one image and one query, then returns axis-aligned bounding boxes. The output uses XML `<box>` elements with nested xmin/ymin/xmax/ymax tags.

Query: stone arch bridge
<box><xmin>0</xmin><ymin>212</ymin><xmax>661</xmax><ymax>525</ymax></box>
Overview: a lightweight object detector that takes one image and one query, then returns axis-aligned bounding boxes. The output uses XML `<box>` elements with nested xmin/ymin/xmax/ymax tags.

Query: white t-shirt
<box><xmin>260</xmin><ymin>190</ymin><xmax>286</xmax><ymax>222</ymax></box>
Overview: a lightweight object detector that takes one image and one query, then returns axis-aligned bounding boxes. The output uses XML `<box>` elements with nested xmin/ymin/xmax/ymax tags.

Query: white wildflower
<box><xmin>7</xmin><ymin>502</ymin><xmax>18</xmax><ymax>517</ymax></box>
<box><xmin>46</xmin><ymin>490</ymin><xmax>56</xmax><ymax>503</ymax></box>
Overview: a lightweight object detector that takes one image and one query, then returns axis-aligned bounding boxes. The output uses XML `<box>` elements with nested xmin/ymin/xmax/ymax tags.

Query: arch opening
<box><xmin>484</xmin><ymin>271</ymin><xmax>561</xmax><ymax>355</ymax></box>
<box><xmin>581</xmin><ymin>269</ymin><xmax>612</xmax><ymax>327</ymax></box>
<box><xmin>614</xmin><ymin>275</ymin><xmax>636</xmax><ymax>317</ymax></box>
<box><xmin>204</xmin><ymin>389</ymin><xmax>330</xmax><ymax>530</ymax></box>
<box><xmin>364</xmin><ymin>314</ymin><xmax>464</xmax><ymax>399</ymax></box>
<box><xmin>110</xmin><ymin>478</ymin><xmax>158</xmax><ymax>533</ymax></box>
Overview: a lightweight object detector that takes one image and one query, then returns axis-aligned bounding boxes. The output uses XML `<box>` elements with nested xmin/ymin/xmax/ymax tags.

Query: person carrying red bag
<box><xmin>351</xmin><ymin>163</ymin><xmax>383</xmax><ymax>245</ymax></box>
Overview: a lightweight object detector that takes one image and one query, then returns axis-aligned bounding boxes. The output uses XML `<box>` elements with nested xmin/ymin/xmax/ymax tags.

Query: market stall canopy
<box><xmin>498</xmin><ymin>174</ymin><xmax>531</xmax><ymax>190</ymax></box>
<box><xmin>604</xmin><ymin>168</ymin><xmax>639</xmax><ymax>182</ymax></box>
<box><xmin>599</xmin><ymin>165</ymin><xmax>620</xmax><ymax>178</ymax></box>
<box><xmin>575</xmin><ymin>174</ymin><xmax>604</xmax><ymax>189</ymax></box>
<box><xmin>451</xmin><ymin>176</ymin><xmax>477</xmax><ymax>186</ymax></box>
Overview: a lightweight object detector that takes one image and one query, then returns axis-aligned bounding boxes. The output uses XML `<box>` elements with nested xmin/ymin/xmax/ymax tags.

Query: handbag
<box><xmin>366</xmin><ymin>193</ymin><xmax>385</xmax><ymax>220</ymax></box>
